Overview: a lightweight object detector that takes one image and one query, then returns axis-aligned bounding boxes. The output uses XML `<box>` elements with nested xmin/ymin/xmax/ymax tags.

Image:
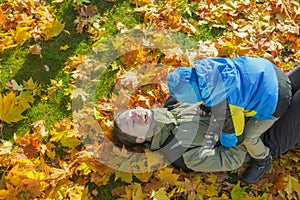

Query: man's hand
<box><xmin>203</xmin><ymin>131</ymin><xmax>217</xmax><ymax>149</ymax></box>
<box><xmin>220</xmin><ymin>132</ymin><xmax>238</xmax><ymax>148</ymax></box>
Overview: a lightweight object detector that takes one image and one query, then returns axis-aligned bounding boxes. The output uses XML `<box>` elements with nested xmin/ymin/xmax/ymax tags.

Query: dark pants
<box><xmin>263</xmin><ymin>65</ymin><xmax>300</xmax><ymax>157</ymax></box>
<box><xmin>287</xmin><ymin>65</ymin><xmax>300</xmax><ymax>95</ymax></box>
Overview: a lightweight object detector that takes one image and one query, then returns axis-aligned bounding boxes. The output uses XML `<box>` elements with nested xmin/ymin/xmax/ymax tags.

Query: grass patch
<box><xmin>0</xmin><ymin>45</ymin><xmax>30</xmax><ymax>92</ymax></box>
<box><xmin>2</xmin><ymin>101</ymin><xmax>67</xmax><ymax>140</ymax></box>
<box><xmin>0</xmin><ymin>0</ymin><xmax>121</xmax><ymax>138</ymax></box>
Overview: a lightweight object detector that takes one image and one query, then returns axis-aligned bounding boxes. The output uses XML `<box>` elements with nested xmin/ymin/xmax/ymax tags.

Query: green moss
<box><xmin>95</xmin><ymin>0</ymin><xmax>144</xmax><ymax>37</ymax></box>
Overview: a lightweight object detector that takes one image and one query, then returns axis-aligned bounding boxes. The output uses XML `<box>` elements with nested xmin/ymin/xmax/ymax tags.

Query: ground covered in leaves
<box><xmin>0</xmin><ymin>0</ymin><xmax>300</xmax><ymax>199</ymax></box>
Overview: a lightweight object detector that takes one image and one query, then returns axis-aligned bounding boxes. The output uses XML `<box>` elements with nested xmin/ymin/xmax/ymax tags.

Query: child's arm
<box><xmin>210</xmin><ymin>100</ymin><xmax>246</xmax><ymax>147</ymax></box>
<box><xmin>167</xmin><ymin>67</ymin><xmax>202</xmax><ymax>104</ymax></box>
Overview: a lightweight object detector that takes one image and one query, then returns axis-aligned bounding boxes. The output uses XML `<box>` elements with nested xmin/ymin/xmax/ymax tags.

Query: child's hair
<box><xmin>111</xmin><ymin>112</ymin><xmax>139</xmax><ymax>146</ymax></box>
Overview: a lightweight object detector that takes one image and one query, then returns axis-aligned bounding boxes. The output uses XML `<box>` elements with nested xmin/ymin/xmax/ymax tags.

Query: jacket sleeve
<box><xmin>212</xmin><ymin>100</ymin><xmax>246</xmax><ymax>138</ymax></box>
<box><xmin>160</xmin><ymin>132</ymin><xmax>247</xmax><ymax>172</ymax></box>
<box><xmin>181</xmin><ymin>144</ymin><xmax>248</xmax><ymax>172</ymax></box>
<box><xmin>167</xmin><ymin>67</ymin><xmax>202</xmax><ymax>104</ymax></box>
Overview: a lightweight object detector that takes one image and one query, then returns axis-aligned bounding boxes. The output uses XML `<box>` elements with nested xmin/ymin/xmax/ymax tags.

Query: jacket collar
<box><xmin>145</xmin><ymin>107</ymin><xmax>176</xmax><ymax>150</ymax></box>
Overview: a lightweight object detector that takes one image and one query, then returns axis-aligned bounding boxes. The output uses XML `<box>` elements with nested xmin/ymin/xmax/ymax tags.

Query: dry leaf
<box><xmin>29</xmin><ymin>44</ymin><xmax>43</xmax><ymax>55</ymax></box>
<box><xmin>43</xmin><ymin>20</ymin><xmax>65</xmax><ymax>40</ymax></box>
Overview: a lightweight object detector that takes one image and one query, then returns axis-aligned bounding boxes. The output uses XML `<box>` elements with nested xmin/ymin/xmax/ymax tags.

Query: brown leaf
<box><xmin>22</xmin><ymin>179</ymin><xmax>41</xmax><ymax>198</ymax></box>
<box><xmin>29</xmin><ymin>44</ymin><xmax>42</xmax><ymax>55</ymax></box>
<box><xmin>5</xmin><ymin>80</ymin><xmax>23</xmax><ymax>93</ymax></box>
<box><xmin>79</xmin><ymin>5</ymin><xmax>98</xmax><ymax>17</ymax></box>
<box><xmin>111</xmin><ymin>186</ymin><xmax>127</xmax><ymax>197</ymax></box>
<box><xmin>31</xmin><ymin>120</ymin><xmax>48</xmax><ymax>138</ymax></box>
<box><xmin>181</xmin><ymin>178</ymin><xmax>197</xmax><ymax>194</ymax></box>
<box><xmin>143</xmin><ymin>179</ymin><xmax>166</xmax><ymax>194</ymax></box>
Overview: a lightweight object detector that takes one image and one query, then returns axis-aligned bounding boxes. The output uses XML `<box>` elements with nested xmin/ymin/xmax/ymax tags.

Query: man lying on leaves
<box><xmin>112</xmin><ymin>59</ymin><xmax>300</xmax><ymax>183</ymax></box>
<box><xmin>112</xmin><ymin>86</ymin><xmax>300</xmax><ymax>184</ymax></box>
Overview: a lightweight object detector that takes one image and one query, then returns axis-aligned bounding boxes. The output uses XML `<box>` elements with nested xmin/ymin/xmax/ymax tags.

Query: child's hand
<box><xmin>167</xmin><ymin>67</ymin><xmax>202</xmax><ymax>104</ymax></box>
<box><xmin>198</xmin><ymin>104</ymin><xmax>212</xmax><ymax>117</ymax></box>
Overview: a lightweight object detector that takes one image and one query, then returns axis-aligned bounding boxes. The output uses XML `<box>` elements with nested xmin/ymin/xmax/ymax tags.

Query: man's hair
<box><xmin>112</xmin><ymin>113</ymin><xmax>138</xmax><ymax>146</ymax></box>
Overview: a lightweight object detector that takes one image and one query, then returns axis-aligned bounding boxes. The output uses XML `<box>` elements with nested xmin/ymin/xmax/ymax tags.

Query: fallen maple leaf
<box><xmin>29</xmin><ymin>44</ymin><xmax>43</xmax><ymax>55</ymax></box>
<box><xmin>131</xmin><ymin>183</ymin><xmax>147</xmax><ymax>200</ymax></box>
<box><xmin>79</xmin><ymin>4</ymin><xmax>98</xmax><ymax>17</ymax></box>
<box><xmin>156</xmin><ymin>167</ymin><xmax>179</xmax><ymax>187</ymax></box>
<box><xmin>61</xmin><ymin>136</ymin><xmax>82</xmax><ymax>148</ymax></box>
<box><xmin>230</xmin><ymin>182</ymin><xmax>247</xmax><ymax>200</ymax></box>
<box><xmin>15</xmin><ymin>25</ymin><xmax>31</xmax><ymax>45</ymax></box>
<box><xmin>151</xmin><ymin>187</ymin><xmax>169</xmax><ymax>200</ymax></box>
<box><xmin>5</xmin><ymin>80</ymin><xmax>23</xmax><ymax>93</ymax></box>
<box><xmin>43</xmin><ymin>20</ymin><xmax>65</xmax><ymax>40</ymax></box>
<box><xmin>0</xmin><ymin>140</ymin><xmax>12</xmax><ymax>155</ymax></box>
<box><xmin>284</xmin><ymin>175</ymin><xmax>300</xmax><ymax>199</ymax></box>
<box><xmin>31</xmin><ymin>120</ymin><xmax>48</xmax><ymax>138</ymax></box>
<box><xmin>0</xmin><ymin>92</ymin><xmax>32</xmax><ymax>124</ymax></box>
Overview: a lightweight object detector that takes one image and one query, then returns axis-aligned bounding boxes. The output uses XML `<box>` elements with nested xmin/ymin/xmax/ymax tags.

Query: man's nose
<box><xmin>132</xmin><ymin>111</ymin><xmax>141</xmax><ymax>119</ymax></box>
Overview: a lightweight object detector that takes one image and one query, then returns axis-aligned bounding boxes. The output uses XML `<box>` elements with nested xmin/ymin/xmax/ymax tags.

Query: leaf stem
<box><xmin>0</xmin><ymin>120</ymin><xmax>3</xmax><ymax>138</ymax></box>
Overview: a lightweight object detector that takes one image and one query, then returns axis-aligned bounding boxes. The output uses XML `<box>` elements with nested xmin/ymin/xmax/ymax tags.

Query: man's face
<box><xmin>116</xmin><ymin>107</ymin><xmax>153</xmax><ymax>139</ymax></box>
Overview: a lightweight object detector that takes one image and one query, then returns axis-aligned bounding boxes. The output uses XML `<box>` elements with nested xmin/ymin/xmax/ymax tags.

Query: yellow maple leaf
<box><xmin>23</xmin><ymin>77</ymin><xmax>42</xmax><ymax>96</ymax></box>
<box><xmin>284</xmin><ymin>175</ymin><xmax>300</xmax><ymax>198</ymax></box>
<box><xmin>43</xmin><ymin>20</ymin><xmax>65</xmax><ymax>40</ymax></box>
<box><xmin>151</xmin><ymin>187</ymin><xmax>169</xmax><ymax>200</ymax></box>
<box><xmin>4</xmin><ymin>183</ymin><xmax>18</xmax><ymax>200</ymax></box>
<box><xmin>15</xmin><ymin>24</ymin><xmax>31</xmax><ymax>45</ymax></box>
<box><xmin>133</xmin><ymin>172</ymin><xmax>153</xmax><ymax>183</ymax></box>
<box><xmin>230</xmin><ymin>182</ymin><xmax>247</xmax><ymax>200</ymax></box>
<box><xmin>0</xmin><ymin>92</ymin><xmax>32</xmax><ymax>124</ymax></box>
<box><xmin>156</xmin><ymin>167</ymin><xmax>179</xmax><ymax>186</ymax></box>
<box><xmin>61</xmin><ymin>136</ymin><xmax>82</xmax><ymax>148</ymax></box>
<box><xmin>19</xmin><ymin>91</ymin><xmax>35</xmax><ymax>106</ymax></box>
<box><xmin>132</xmin><ymin>183</ymin><xmax>147</xmax><ymax>200</ymax></box>
<box><xmin>0</xmin><ymin>189</ymin><xmax>9</xmax><ymax>199</ymax></box>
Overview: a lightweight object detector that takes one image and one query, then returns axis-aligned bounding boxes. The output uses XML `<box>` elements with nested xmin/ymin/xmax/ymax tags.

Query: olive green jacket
<box><xmin>145</xmin><ymin>103</ymin><xmax>248</xmax><ymax>172</ymax></box>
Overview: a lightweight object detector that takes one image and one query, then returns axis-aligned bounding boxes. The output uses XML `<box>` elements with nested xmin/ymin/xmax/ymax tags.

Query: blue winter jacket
<box><xmin>167</xmin><ymin>56</ymin><xmax>283</xmax><ymax>136</ymax></box>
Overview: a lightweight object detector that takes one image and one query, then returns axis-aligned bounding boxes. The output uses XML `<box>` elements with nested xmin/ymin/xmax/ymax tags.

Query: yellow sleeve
<box><xmin>228</xmin><ymin>104</ymin><xmax>245</xmax><ymax>136</ymax></box>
